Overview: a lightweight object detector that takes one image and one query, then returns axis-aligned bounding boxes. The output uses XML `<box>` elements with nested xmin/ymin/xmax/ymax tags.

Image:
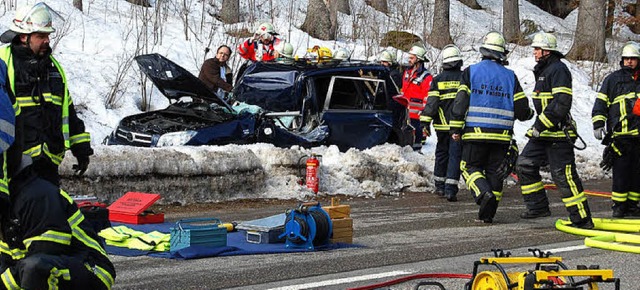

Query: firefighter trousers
<box><xmin>611</xmin><ymin>138</ymin><xmax>640</xmax><ymax>209</ymax></box>
<box><xmin>460</xmin><ymin>142</ymin><xmax>509</xmax><ymax>219</ymax></box>
<box><xmin>516</xmin><ymin>139</ymin><xmax>592</xmax><ymax>225</ymax></box>
<box><xmin>434</xmin><ymin>132</ymin><xmax>462</xmax><ymax>197</ymax></box>
<box><xmin>0</xmin><ymin>253</ymin><xmax>109</xmax><ymax>290</ymax></box>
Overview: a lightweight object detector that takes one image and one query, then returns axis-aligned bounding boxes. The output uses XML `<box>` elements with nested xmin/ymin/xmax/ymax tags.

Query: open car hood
<box><xmin>135</xmin><ymin>53</ymin><xmax>233</xmax><ymax>111</ymax></box>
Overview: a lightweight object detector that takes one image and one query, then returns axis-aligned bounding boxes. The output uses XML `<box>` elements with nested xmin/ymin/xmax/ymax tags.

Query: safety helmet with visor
<box><xmin>275</xmin><ymin>42</ymin><xmax>295</xmax><ymax>58</ymax></box>
<box><xmin>441</xmin><ymin>44</ymin><xmax>462</xmax><ymax>63</ymax></box>
<box><xmin>1</xmin><ymin>2</ymin><xmax>63</xmax><ymax>43</ymax></box>
<box><xmin>378</xmin><ymin>50</ymin><xmax>395</xmax><ymax>63</ymax></box>
<box><xmin>408</xmin><ymin>45</ymin><xmax>428</xmax><ymax>62</ymax></box>
<box><xmin>481</xmin><ymin>31</ymin><xmax>506</xmax><ymax>53</ymax></box>
<box><xmin>531</xmin><ymin>32</ymin><xmax>558</xmax><ymax>52</ymax></box>
<box><xmin>621</xmin><ymin>41</ymin><xmax>640</xmax><ymax>59</ymax></box>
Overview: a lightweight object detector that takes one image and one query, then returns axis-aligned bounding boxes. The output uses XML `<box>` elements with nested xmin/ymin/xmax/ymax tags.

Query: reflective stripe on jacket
<box><xmin>401</xmin><ymin>64</ymin><xmax>432</xmax><ymax>120</ymax></box>
<box><xmin>421</xmin><ymin>68</ymin><xmax>462</xmax><ymax>132</ymax></box>
<box><xmin>591</xmin><ymin>66</ymin><xmax>640</xmax><ymax>138</ymax></box>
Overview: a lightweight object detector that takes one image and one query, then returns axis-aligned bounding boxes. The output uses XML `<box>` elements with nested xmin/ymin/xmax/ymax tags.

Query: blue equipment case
<box><xmin>170</xmin><ymin>217</ymin><xmax>227</xmax><ymax>253</ymax></box>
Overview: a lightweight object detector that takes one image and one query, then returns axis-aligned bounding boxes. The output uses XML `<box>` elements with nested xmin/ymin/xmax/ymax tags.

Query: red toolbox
<box><xmin>108</xmin><ymin>192</ymin><xmax>165</xmax><ymax>224</ymax></box>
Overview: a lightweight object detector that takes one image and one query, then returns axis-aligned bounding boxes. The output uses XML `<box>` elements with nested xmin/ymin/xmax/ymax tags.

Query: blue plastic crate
<box><xmin>170</xmin><ymin>218</ymin><xmax>227</xmax><ymax>253</ymax></box>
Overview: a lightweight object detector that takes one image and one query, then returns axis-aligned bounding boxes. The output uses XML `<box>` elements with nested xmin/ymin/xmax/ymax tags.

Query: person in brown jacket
<box><xmin>198</xmin><ymin>45</ymin><xmax>233</xmax><ymax>99</ymax></box>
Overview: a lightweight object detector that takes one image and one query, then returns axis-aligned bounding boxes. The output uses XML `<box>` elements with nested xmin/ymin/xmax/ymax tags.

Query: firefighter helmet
<box><xmin>481</xmin><ymin>31</ymin><xmax>506</xmax><ymax>53</ymax></box>
<box><xmin>621</xmin><ymin>41</ymin><xmax>640</xmax><ymax>58</ymax></box>
<box><xmin>441</xmin><ymin>44</ymin><xmax>462</xmax><ymax>63</ymax></box>
<box><xmin>531</xmin><ymin>31</ymin><xmax>558</xmax><ymax>52</ymax></box>
<box><xmin>275</xmin><ymin>42</ymin><xmax>295</xmax><ymax>58</ymax></box>
<box><xmin>334</xmin><ymin>48</ymin><xmax>351</xmax><ymax>60</ymax></box>
<box><xmin>378</xmin><ymin>50</ymin><xmax>395</xmax><ymax>63</ymax></box>
<box><xmin>408</xmin><ymin>45</ymin><xmax>428</xmax><ymax>61</ymax></box>
<box><xmin>255</xmin><ymin>22</ymin><xmax>277</xmax><ymax>36</ymax></box>
<box><xmin>9</xmin><ymin>3</ymin><xmax>56</xmax><ymax>34</ymax></box>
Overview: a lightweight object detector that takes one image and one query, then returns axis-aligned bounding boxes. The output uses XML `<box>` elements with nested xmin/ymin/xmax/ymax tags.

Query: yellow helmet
<box><xmin>441</xmin><ymin>44</ymin><xmax>462</xmax><ymax>63</ymax></box>
<box><xmin>621</xmin><ymin>41</ymin><xmax>640</xmax><ymax>58</ymax></box>
<box><xmin>531</xmin><ymin>32</ymin><xmax>558</xmax><ymax>52</ymax></box>
<box><xmin>307</xmin><ymin>46</ymin><xmax>333</xmax><ymax>60</ymax></box>
<box><xmin>481</xmin><ymin>31</ymin><xmax>506</xmax><ymax>53</ymax></box>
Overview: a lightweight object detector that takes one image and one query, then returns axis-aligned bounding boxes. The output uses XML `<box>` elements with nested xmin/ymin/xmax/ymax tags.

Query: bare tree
<box><xmin>631</xmin><ymin>0</ymin><xmax>640</xmax><ymax>34</ymax></box>
<box><xmin>428</xmin><ymin>0</ymin><xmax>452</xmax><ymax>49</ymax></box>
<box><xmin>503</xmin><ymin>0</ymin><xmax>521</xmax><ymax>43</ymax></box>
<box><xmin>220</xmin><ymin>0</ymin><xmax>239</xmax><ymax>24</ymax></box>
<box><xmin>458</xmin><ymin>0</ymin><xmax>481</xmax><ymax>9</ymax></box>
<box><xmin>336</xmin><ymin>0</ymin><xmax>351</xmax><ymax>15</ymax></box>
<box><xmin>73</xmin><ymin>0</ymin><xmax>83</xmax><ymax>11</ymax></box>
<box><xmin>566</xmin><ymin>0</ymin><xmax>607</xmax><ymax>62</ymax></box>
<box><xmin>367</xmin><ymin>0</ymin><xmax>388</xmax><ymax>14</ymax></box>
<box><xmin>605</xmin><ymin>0</ymin><xmax>615</xmax><ymax>37</ymax></box>
<box><xmin>301</xmin><ymin>0</ymin><xmax>335</xmax><ymax>40</ymax></box>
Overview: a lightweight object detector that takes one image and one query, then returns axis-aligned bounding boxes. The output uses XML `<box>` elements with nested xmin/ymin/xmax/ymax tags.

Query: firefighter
<box><xmin>237</xmin><ymin>22</ymin><xmax>281</xmax><ymax>62</ymax></box>
<box><xmin>379</xmin><ymin>50</ymin><xmax>402</xmax><ymax>94</ymax></box>
<box><xmin>592</xmin><ymin>41</ymin><xmax>640</xmax><ymax>218</ymax></box>
<box><xmin>402</xmin><ymin>45</ymin><xmax>433</xmax><ymax>151</ymax></box>
<box><xmin>0</xmin><ymin>3</ymin><xmax>93</xmax><ymax>186</ymax></box>
<box><xmin>274</xmin><ymin>41</ymin><xmax>295</xmax><ymax>62</ymax></box>
<box><xmin>0</xmin><ymin>156</ymin><xmax>116</xmax><ymax>289</ymax></box>
<box><xmin>421</xmin><ymin>44</ymin><xmax>464</xmax><ymax>201</ymax></box>
<box><xmin>517</xmin><ymin>31</ymin><xmax>594</xmax><ymax>229</ymax></box>
<box><xmin>450</xmin><ymin>31</ymin><xmax>534</xmax><ymax>223</ymax></box>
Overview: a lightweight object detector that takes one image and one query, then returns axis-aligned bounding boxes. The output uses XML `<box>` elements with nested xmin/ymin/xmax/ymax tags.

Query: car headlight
<box><xmin>155</xmin><ymin>131</ymin><xmax>197</xmax><ymax>147</ymax></box>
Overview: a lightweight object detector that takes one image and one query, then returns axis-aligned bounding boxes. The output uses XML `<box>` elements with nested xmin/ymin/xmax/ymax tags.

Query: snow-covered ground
<box><xmin>2</xmin><ymin>0</ymin><xmax>635</xmax><ymax>201</ymax></box>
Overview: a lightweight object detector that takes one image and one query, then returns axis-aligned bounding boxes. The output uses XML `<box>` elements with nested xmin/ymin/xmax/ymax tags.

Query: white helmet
<box><xmin>531</xmin><ymin>32</ymin><xmax>558</xmax><ymax>52</ymax></box>
<box><xmin>9</xmin><ymin>3</ymin><xmax>56</xmax><ymax>34</ymax></box>
<box><xmin>621</xmin><ymin>41</ymin><xmax>640</xmax><ymax>58</ymax></box>
<box><xmin>255</xmin><ymin>22</ymin><xmax>277</xmax><ymax>36</ymax></box>
<box><xmin>408</xmin><ymin>45</ymin><xmax>428</xmax><ymax>61</ymax></box>
<box><xmin>481</xmin><ymin>31</ymin><xmax>506</xmax><ymax>53</ymax></box>
<box><xmin>334</xmin><ymin>48</ymin><xmax>351</xmax><ymax>60</ymax></box>
<box><xmin>441</xmin><ymin>44</ymin><xmax>462</xmax><ymax>63</ymax></box>
<box><xmin>378</xmin><ymin>50</ymin><xmax>395</xmax><ymax>63</ymax></box>
<box><xmin>275</xmin><ymin>42</ymin><xmax>295</xmax><ymax>58</ymax></box>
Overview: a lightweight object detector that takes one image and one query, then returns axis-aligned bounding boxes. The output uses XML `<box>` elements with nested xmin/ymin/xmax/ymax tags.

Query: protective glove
<box><xmin>529</xmin><ymin>127</ymin><xmax>541</xmax><ymax>138</ymax></box>
<box><xmin>73</xmin><ymin>155</ymin><xmax>90</xmax><ymax>176</ymax></box>
<box><xmin>593</xmin><ymin>127</ymin><xmax>606</xmax><ymax>140</ymax></box>
<box><xmin>421</xmin><ymin>122</ymin><xmax>431</xmax><ymax>138</ymax></box>
<box><xmin>600</xmin><ymin>145</ymin><xmax>615</xmax><ymax>171</ymax></box>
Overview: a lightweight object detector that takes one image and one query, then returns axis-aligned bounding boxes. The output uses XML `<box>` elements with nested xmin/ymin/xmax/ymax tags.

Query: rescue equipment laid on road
<box><xmin>170</xmin><ymin>217</ymin><xmax>228</xmax><ymax>253</ymax></box>
<box><xmin>466</xmin><ymin>248</ymin><xmax>619</xmax><ymax>289</ymax></box>
<box><xmin>556</xmin><ymin>218</ymin><xmax>640</xmax><ymax>253</ymax></box>
<box><xmin>280</xmin><ymin>202</ymin><xmax>332</xmax><ymax>250</ymax></box>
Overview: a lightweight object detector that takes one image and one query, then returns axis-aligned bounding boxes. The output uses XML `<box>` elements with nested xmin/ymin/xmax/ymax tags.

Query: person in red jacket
<box><xmin>237</xmin><ymin>22</ymin><xmax>281</xmax><ymax>62</ymax></box>
<box><xmin>402</xmin><ymin>45</ymin><xmax>433</xmax><ymax>151</ymax></box>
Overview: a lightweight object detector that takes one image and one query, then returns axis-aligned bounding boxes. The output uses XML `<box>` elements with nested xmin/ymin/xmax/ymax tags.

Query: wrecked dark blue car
<box><xmin>104</xmin><ymin>54</ymin><xmax>413</xmax><ymax>150</ymax></box>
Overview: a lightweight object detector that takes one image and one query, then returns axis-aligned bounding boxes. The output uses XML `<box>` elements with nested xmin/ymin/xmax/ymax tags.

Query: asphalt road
<box><xmin>111</xmin><ymin>179</ymin><xmax>638</xmax><ymax>289</ymax></box>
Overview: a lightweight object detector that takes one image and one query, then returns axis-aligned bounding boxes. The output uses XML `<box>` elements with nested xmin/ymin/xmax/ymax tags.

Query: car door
<box><xmin>320</xmin><ymin>75</ymin><xmax>394</xmax><ymax>151</ymax></box>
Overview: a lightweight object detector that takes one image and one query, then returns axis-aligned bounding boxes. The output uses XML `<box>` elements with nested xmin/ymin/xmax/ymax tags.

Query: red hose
<box><xmin>346</xmin><ymin>273</ymin><xmax>473</xmax><ymax>290</ymax></box>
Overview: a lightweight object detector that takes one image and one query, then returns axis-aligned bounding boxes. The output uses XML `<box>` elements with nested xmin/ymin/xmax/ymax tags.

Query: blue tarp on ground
<box><xmin>105</xmin><ymin>222</ymin><xmax>361</xmax><ymax>259</ymax></box>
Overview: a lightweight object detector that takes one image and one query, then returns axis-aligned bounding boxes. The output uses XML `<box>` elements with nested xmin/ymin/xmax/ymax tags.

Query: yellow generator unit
<box><xmin>467</xmin><ymin>249</ymin><xmax>620</xmax><ymax>290</ymax></box>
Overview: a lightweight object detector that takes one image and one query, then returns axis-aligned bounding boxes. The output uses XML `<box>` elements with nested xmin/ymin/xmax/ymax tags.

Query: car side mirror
<box><xmin>392</xmin><ymin>94</ymin><xmax>408</xmax><ymax>107</ymax></box>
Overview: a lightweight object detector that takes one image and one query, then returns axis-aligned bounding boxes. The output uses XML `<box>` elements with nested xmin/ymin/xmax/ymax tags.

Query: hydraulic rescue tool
<box><xmin>280</xmin><ymin>202</ymin><xmax>332</xmax><ymax>250</ymax></box>
<box><xmin>465</xmin><ymin>248</ymin><xmax>619</xmax><ymax>290</ymax></box>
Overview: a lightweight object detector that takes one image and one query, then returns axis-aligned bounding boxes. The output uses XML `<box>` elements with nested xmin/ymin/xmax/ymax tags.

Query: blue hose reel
<box><xmin>279</xmin><ymin>202</ymin><xmax>333</xmax><ymax>250</ymax></box>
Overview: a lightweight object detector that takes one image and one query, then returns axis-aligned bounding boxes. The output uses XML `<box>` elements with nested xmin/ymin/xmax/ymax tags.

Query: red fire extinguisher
<box><xmin>305</xmin><ymin>153</ymin><xmax>321</xmax><ymax>194</ymax></box>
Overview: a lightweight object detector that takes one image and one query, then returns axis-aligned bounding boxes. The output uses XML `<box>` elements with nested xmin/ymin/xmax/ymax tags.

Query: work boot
<box><xmin>612</xmin><ymin>202</ymin><xmax>627</xmax><ymax>218</ymax></box>
<box><xmin>446</xmin><ymin>195</ymin><xmax>457</xmax><ymax>202</ymax></box>
<box><xmin>625</xmin><ymin>201</ymin><xmax>640</xmax><ymax>218</ymax></box>
<box><xmin>572</xmin><ymin>218</ymin><xmax>594</xmax><ymax>229</ymax></box>
<box><xmin>478</xmin><ymin>192</ymin><xmax>497</xmax><ymax>222</ymax></box>
<box><xmin>520</xmin><ymin>208</ymin><xmax>551</xmax><ymax>219</ymax></box>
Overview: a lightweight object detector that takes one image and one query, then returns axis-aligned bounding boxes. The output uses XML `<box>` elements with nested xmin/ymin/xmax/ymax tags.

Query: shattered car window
<box><xmin>234</xmin><ymin>67</ymin><xmax>299</xmax><ymax>112</ymax></box>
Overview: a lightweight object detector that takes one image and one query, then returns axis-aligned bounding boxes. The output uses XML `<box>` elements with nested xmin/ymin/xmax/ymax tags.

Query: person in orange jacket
<box><xmin>401</xmin><ymin>45</ymin><xmax>433</xmax><ymax>151</ymax></box>
<box><xmin>237</xmin><ymin>22</ymin><xmax>281</xmax><ymax>62</ymax></box>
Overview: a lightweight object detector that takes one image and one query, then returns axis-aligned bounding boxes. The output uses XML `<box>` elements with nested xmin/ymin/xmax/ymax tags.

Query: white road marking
<box><xmin>547</xmin><ymin>244</ymin><xmax>588</xmax><ymax>253</ymax></box>
<box><xmin>266</xmin><ymin>270</ymin><xmax>413</xmax><ymax>290</ymax></box>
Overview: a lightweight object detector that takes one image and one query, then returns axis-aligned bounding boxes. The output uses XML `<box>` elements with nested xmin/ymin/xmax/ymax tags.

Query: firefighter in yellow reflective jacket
<box><xmin>0</xmin><ymin>3</ymin><xmax>93</xmax><ymax>186</ymax></box>
<box><xmin>450</xmin><ymin>32</ymin><xmax>534</xmax><ymax>223</ymax></box>
<box><xmin>0</xmin><ymin>156</ymin><xmax>116</xmax><ymax>289</ymax></box>
<box><xmin>517</xmin><ymin>32</ymin><xmax>594</xmax><ymax>229</ymax></box>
